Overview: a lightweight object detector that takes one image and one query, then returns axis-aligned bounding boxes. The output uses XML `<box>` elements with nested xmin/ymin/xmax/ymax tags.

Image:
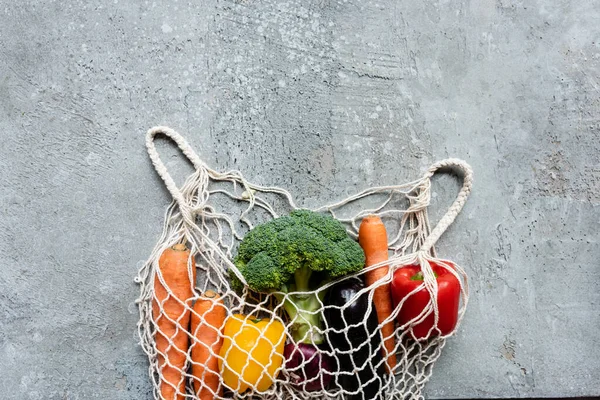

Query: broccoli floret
<box><xmin>233</xmin><ymin>209</ymin><xmax>365</xmax><ymax>344</ymax></box>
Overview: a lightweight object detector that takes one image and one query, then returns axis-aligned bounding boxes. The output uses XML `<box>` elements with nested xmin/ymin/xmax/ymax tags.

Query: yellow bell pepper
<box><xmin>218</xmin><ymin>314</ymin><xmax>286</xmax><ymax>393</ymax></box>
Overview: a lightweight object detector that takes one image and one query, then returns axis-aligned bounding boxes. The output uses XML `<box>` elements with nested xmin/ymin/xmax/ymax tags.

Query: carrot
<box><xmin>190</xmin><ymin>290</ymin><xmax>226</xmax><ymax>399</ymax></box>
<box><xmin>152</xmin><ymin>243</ymin><xmax>196</xmax><ymax>400</ymax></box>
<box><xmin>358</xmin><ymin>215</ymin><xmax>397</xmax><ymax>374</ymax></box>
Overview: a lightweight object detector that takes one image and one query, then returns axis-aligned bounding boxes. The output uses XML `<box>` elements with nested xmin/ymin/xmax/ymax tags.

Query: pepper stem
<box><xmin>410</xmin><ymin>270</ymin><xmax>439</xmax><ymax>281</ymax></box>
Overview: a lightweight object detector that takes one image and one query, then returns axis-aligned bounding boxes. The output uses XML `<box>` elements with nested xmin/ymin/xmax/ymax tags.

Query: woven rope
<box><xmin>137</xmin><ymin>126</ymin><xmax>473</xmax><ymax>400</ymax></box>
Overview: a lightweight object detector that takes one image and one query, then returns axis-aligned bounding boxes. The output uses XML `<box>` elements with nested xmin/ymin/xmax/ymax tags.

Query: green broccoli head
<box><xmin>232</xmin><ymin>209</ymin><xmax>365</xmax><ymax>344</ymax></box>
<box><xmin>233</xmin><ymin>209</ymin><xmax>365</xmax><ymax>293</ymax></box>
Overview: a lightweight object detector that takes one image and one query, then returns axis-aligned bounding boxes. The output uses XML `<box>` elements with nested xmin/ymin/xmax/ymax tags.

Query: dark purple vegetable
<box><xmin>323</xmin><ymin>277</ymin><xmax>385</xmax><ymax>400</ymax></box>
<box><xmin>284</xmin><ymin>342</ymin><xmax>333</xmax><ymax>392</ymax></box>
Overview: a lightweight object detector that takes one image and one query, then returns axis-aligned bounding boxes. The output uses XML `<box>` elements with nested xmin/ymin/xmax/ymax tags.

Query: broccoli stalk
<box><xmin>273</xmin><ymin>266</ymin><xmax>325</xmax><ymax>344</ymax></box>
<box><xmin>232</xmin><ymin>209</ymin><xmax>366</xmax><ymax>345</ymax></box>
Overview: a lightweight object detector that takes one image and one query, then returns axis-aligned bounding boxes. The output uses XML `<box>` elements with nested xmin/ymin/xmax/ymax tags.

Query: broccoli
<box><xmin>232</xmin><ymin>209</ymin><xmax>365</xmax><ymax>344</ymax></box>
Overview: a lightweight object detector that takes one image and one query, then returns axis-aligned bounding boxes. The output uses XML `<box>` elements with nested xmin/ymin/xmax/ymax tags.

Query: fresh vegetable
<box><xmin>391</xmin><ymin>261</ymin><xmax>460</xmax><ymax>340</ymax></box>
<box><xmin>232</xmin><ymin>209</ymin><xmax>365</xmax><ymax>344</ymax></box>
<box><xmin>323</xmin><ymin>278</ymin><xmax>384</xmax><ymax>400</ymax></box>
<box><xmin>190</xmin><ymin>290</ymin><xmax>226</xmax><ymax>399</ymax></box>
<box><xmin>219</xmin><ymin>314</ymin><xmax>286</xmax><ymax>393</ymax></box>
<box><xmin>284</xmin><ymin>343</ymin><xmax>332</xmax><ymax>392</ymax></box>
<box><xmin>152</xmin><ymin>243</ymin><xmax>196</xmax><ymax>400</ymax></box>
<box><xmin>358</xmin><ymin>215</ymin><xmax>397</xmax><ymax>374</ymax></box>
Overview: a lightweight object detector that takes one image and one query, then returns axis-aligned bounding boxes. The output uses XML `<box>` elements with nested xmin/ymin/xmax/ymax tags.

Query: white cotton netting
<box><xmin>136</xmin><ymin>126</ymin><xmax>473</xmax><ymax>400</ymax></box>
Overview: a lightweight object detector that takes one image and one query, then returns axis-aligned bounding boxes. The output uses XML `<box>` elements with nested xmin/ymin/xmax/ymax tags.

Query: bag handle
<box><xmin>145</xmin><ymin>126</ymin><xmax>473</xmax><ymax>254</ymax></box>
<box><xmin>146</xmin><ymin>126</ymin><xmax>206</xmax><ymax>223</ymax></box>
<box><xmin>419</xmin><ymin>158</ymin><xmax>473</xmax><ymax>254</ymax></box>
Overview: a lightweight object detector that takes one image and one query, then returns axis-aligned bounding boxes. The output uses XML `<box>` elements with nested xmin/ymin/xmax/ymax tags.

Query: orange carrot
<box><xmin>358</xmin><ymin>215</ymin><xmax>397</xmax><ymax>374</ymax></box>
<box><xmin>152</xmin><ymin>243</ymin><xmax>196</xmax><ymax>400</ymax></box>
<box><xmin>190</xmin><ymin>291</ymin><xmax>226</xmax><ymax>400</ymax></box>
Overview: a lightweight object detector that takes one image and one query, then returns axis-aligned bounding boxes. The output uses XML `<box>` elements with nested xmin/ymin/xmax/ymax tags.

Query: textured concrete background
<box><xmin>1</xmin><ymin>0</ymin><xmax>599</xmax><ymax>399</ymax></box>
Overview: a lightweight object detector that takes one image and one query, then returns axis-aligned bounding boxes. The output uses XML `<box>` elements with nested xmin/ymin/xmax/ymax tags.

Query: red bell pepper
<box><xmin>391</xmin><ymin>261</ymin><xmax>460</xmax><ymax>340</ymax></box>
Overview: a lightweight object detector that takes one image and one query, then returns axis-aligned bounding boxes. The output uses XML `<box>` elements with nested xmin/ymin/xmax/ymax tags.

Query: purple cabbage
<box><xmin>284</xmin><ymin>342</ymin><xmax>332</xmax><ymax>392</ymax></box>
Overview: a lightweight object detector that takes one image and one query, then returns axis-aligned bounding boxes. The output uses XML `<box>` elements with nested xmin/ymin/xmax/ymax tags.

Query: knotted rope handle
<box><xmin>419</xmin><ymin>158</ymin><xmax>474</xmax><ymax>254</ymax></box>
<box><xmin>146</xmin><ymin>126</ymin><xmax>206</xmax><ymax>224</ymax></box>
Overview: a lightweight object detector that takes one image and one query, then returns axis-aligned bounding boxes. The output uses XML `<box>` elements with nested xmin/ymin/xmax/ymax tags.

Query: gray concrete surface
<box><xmin>1</xmin><ymin>0</ymin><xmax>599</xmax><ymax>399</ymax></box>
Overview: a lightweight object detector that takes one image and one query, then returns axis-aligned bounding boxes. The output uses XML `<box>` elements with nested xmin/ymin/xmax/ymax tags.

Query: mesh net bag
<box><xmin>136</xmin><ymin>126</ymin><xmax>473</xmax><ymax>400</ymax></box>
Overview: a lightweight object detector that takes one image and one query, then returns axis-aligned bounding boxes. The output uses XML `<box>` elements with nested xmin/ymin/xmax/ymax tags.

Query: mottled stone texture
<box><xmin>1</xmin><ymin>0</ymin><xmax>599</xmax><ymax>399</ymax></box>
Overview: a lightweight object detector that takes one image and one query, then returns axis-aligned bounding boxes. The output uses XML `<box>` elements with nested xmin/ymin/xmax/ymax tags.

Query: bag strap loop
<box><xmin>419</xmin><ymin>158</ymin><xmax>473</xmax><ymax>254</ymax></box>
<box><xmin>145</xmin><ymin>126</ymin><xmax>205</xmax><ymax>224</ymax></box>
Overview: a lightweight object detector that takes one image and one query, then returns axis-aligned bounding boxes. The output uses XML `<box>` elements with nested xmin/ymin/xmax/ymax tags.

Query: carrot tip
<box><xmin>172</xmin><ymin>243</ymin><xmax>188</xmax><ymax>251</ymax></box>
<box><xmin>360</xmin><ymin>215</ymin><xmax>383</xmax><ymax>225</ymax></box>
